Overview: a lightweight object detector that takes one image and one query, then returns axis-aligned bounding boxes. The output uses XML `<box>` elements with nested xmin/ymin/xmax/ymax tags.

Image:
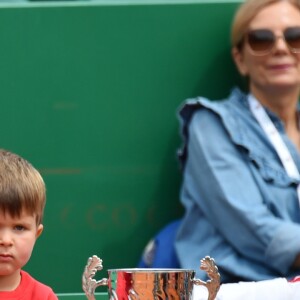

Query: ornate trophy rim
<box><xmin>82</xmin><ymin>255</ymin><xmax>220</xmax><ymax>300</ymax></box>
<box><xmin>106</xmin><ymin>268</ymin><xmax>195</xmax><ymax>272</ymax></box>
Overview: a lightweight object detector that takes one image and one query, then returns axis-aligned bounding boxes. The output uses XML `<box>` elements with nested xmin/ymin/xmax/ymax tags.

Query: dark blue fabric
<box><xmin>138</xmin><ymin>219</ymin><xmax>181</xmax><ymax>268</ymax></box>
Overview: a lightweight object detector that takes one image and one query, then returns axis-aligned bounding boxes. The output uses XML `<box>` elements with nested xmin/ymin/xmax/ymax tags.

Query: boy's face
<box><xmin>0</xmin><ymin>210</ymin><xmax>43</xmax><ymax>284</ymax></box>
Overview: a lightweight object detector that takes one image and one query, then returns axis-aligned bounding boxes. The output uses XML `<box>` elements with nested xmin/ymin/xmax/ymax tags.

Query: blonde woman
<box><xmin>176</xmin><ymin>0</ymin><xmax>300</xmax><ymax>283</ymax></box>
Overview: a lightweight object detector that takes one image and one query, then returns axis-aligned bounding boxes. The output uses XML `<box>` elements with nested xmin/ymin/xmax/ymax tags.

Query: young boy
<box><xmin>0</xmin><ymin>149</ymin><xmax>58</xmax><ymax>299</ymax></box>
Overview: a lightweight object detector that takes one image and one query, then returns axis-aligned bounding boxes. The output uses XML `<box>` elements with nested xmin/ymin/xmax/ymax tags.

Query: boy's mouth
<box><xmin>0</xmin><ymin>253</ymin><xmax>13</xmax><ymax>260</ymax></box>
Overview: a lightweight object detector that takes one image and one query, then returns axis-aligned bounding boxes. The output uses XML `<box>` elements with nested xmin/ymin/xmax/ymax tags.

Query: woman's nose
<box><xmin>273</xmin><ymin>35</ymin><xmax>291</xmax><ymax>53</ymax></box>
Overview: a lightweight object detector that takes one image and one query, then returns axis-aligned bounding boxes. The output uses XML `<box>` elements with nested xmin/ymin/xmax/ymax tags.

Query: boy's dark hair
<box><xmin>0</xmin><ymin>149</ymin><xmax>46</xmax><ymax>224</ymax></box>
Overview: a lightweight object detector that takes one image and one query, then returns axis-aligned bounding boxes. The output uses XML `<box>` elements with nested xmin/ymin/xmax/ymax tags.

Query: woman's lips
<box><xmin>267</xmin><ymin>63</ymin><xmax>293</xmax><ymax>70</ymax></box>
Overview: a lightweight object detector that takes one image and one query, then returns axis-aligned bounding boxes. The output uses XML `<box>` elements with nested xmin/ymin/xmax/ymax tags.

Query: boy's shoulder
<box><xmin>20</xmin><ymin>270</ymin><xmax>58</xmax><ymax>299</ymax></box>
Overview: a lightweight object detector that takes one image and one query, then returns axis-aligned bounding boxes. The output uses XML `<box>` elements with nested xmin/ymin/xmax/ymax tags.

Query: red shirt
<box><xmin>0</xmin><ymin>270</ymin><xmax>58</xmax><ymax>299</ymax></box>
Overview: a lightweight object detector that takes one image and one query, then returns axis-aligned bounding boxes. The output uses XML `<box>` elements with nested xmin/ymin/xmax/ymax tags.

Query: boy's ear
<box><xmin>232</xmin><ymin>47</ymin><xmax>248</xmax><ymax>76</ymax></box>
<box><xmin>36</xmin><ymin>224</ymin><xmax>44</xmax><ymax>239</ymax></box>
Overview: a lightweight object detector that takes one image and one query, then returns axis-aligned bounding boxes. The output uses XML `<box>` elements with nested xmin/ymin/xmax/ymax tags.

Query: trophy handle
<box><xmin>192</xmin><ymin>256</ymin><xmax>221</xmax><ymax>300</ymax></box>
<box><xmin>82</xmin><ymin>255</ymin><xmax>108</xmax><ymax>300</ymax></box>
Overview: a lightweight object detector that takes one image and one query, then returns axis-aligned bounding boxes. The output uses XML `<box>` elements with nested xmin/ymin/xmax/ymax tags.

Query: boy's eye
<box><xmin>14</xmin><ymin>225</ymin><xmax>25</xmax><ymax>231</ymax></box>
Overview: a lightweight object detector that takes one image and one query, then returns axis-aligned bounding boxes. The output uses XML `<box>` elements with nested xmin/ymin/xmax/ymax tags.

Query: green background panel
<box><xmin>0</xmin><ymin>0</ymin><xmax>241</xmax><ymax>293</ymax></box>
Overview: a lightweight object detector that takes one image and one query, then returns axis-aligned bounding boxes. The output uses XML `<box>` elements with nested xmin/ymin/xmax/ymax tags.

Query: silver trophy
<box><xmin>82</xmin><ymin>255</ymin><xmax>220</xmax><ymax>300</ymax></box>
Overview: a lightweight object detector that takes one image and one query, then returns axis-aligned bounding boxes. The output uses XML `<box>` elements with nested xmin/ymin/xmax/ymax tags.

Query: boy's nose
<box><xmin>0</xmin><ymin>230</ymin><xmax>13</xmax><ymax>246</ymax></box>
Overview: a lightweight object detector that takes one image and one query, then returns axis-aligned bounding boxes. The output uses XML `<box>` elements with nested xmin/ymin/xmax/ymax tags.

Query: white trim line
<box><xmin>0</xmin><ymin>0</ymin><xmax>243</xmax><ymax>9</ymax></box>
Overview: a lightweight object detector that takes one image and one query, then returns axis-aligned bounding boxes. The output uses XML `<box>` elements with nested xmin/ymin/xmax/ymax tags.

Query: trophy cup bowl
<box><xmin>82</xmin><ymin>255</ymin><xmax>220</xmax><ymax>300</ymax></box>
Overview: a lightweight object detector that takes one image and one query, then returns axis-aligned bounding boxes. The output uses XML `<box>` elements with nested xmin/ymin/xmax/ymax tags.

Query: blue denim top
<box><xmin>175</xmin><ymin>87</ymin><xmax>300</xmax><ymax>282</ymax></box>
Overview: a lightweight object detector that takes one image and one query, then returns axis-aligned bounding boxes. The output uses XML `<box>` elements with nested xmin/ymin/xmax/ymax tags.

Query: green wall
<box><xmin>0</xmin><ymin>0</ymin><xmax>241</xmax><ymax>293</ymax></box>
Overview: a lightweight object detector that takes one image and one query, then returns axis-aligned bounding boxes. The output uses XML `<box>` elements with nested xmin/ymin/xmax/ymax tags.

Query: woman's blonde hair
<box><xmin>231</xmin><ymin>0</ymin><xmax>300</xmax><ymax>48</ymax></box>
<box><xmin>0</xmin><ymin>149</ymin><xmax>46</xmax><ymax>225</ymax></box>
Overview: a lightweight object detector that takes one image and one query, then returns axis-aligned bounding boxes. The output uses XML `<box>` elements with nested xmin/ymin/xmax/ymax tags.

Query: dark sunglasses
<box><xmin>245</xmin><ymin>26</ymin><xmax>300</xmax><ymax>56</ymax></box>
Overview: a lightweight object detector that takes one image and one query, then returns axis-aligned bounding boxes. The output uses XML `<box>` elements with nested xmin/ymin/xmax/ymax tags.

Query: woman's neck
<box><xmin>251</xmin><ymin>85</ymin><xmax>300</xmax><ymax>151</ymax></box>
<box><xmin>251</xmin><ymin>86</ymin><xmax>299</xmax><ymax>128</ymax></box>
